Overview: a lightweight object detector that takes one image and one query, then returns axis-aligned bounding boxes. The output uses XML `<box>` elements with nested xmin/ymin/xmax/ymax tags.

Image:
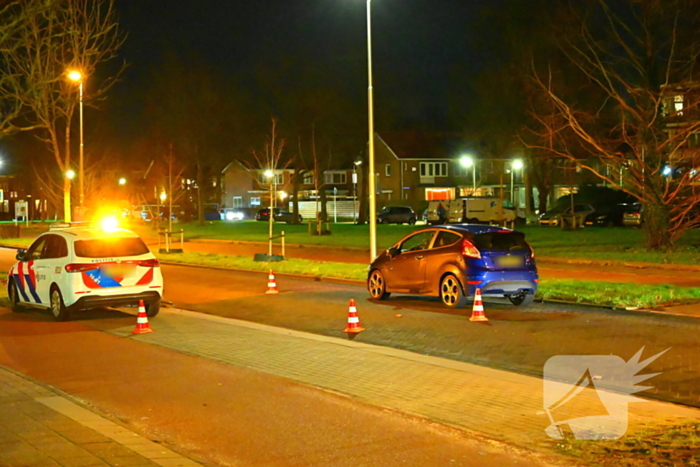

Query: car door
<box><xmin>15</xmin><ymin>236</ymin><xmax>51</xmax><ymax>306</ymax></box>
<box><xmin>384</xmin><ymin>230</ymin><xmax>436</xmax><ymax>293</ymax></box>
<box><xmin>424</xmin><ymin>230</ymin><xmax>463</xmax><ymax>294</ymax></box>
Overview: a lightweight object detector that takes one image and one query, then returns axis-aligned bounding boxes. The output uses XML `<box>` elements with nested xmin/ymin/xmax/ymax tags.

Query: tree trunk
<box><xmin>292</xmin><ymin>167</ymin><xmax>302</xmax><ymax>224</ymax></box>
<box><xmin>643</xmin><ymin>200</ymin><xmax>672</xmax><ymax>251</ymax></box>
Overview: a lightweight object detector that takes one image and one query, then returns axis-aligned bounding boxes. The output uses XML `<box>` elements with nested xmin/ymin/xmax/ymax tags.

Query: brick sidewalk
<box><xmin>0</xmin><ymin>366</ymin><xmax>200</xmax><ymax>467</ymax></box>
<box><xmin>110</xmin><ymin>308</ymin><xmax>700</xmax><ymax>455</ymax></box>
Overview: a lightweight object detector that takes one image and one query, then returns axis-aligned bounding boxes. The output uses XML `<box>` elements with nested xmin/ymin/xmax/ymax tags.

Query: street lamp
<box><xmin>67</xmin><ymin>70</ymin><xmax>85</xmax><ymax>213</ymax></box>
<box><xmin>118</xmin><ymin>177</ymin><xmax>126</xmax><ymax>185</ymax></box>
<box><xmin>459</xmin><ymin>155</ymin><xmax>476</xmax><ymax>196</ymax></box>
<box><xmin>353</xmin><ymin>160</ymin><xmax>362</xmax><ymax>223</ymax></box>
<box><xmin>511</xmin><ymin>159</ymin><xmax>524</xmax><ymax>205</ymax></box>
<box><xmin>264</xmin><ymin>170</ymin><xmax>275</xmax><ymax>257</ymax></box>
<box><xmin>365</xmin><ymin>0</ymin><xmax>378</xmax><ymax>261</ymax></box>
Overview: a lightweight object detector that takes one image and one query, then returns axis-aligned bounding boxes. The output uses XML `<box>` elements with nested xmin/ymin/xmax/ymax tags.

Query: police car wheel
<box><xmin>50</xmin><ymin>286</ymin><xmax>70</xmax><ymax>322</ymax></box>
<box><xmin>8</xmin><ymin>279</ymin><xmax>24</xmax><ymax>313</ymax></box>
<box><xmin>146</xmin><ymin>300</ymin><xmax>160</xmax><ymax>318</ymax></box>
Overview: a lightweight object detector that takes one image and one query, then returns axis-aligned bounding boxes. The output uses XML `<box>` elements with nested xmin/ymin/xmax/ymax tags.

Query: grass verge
<box><xmin>553</xmin><ymin>422</ymin><xmax>700</xmax><ymax>466</ymax></box>
<box><xmin>156</xmin><ymin>251</ymin><xmax>700</xmax><ymax>309</ymax></box>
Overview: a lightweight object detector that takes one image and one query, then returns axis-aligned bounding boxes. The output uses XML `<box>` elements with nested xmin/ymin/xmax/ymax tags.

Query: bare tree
<box><xmin>0</xmin><ymin>0</ymin><xmax>123</xmax><ymax>220</ymax></box>
<box><xmin>528</xmin><ymin>0</ymin><xmax>700</xmax><ymax>250</ymax></box>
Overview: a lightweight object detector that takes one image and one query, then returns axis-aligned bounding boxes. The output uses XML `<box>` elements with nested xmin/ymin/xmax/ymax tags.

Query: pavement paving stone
<box><xmin>113</xmin><ymin>308</ymin><xmax>700</xmax><ymax>456</ymax></box>
<box><xmin>0</xmin><ymin>367</ymin><xmax>201</xmax><ymax>467</ymax></box>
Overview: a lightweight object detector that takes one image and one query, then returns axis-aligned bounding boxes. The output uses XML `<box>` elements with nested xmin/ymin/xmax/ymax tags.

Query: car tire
<box><xmin>408</xmin><ymin>217</ymin><xmax>416</xmax><ymax>225</ymax></box>
<box><xmin>146</xmin><ymin>299</ymin><xmax>160</xmax><ymax>318</ymax></box>
<box><xmin>8</xmin><ymin>279</ymin><xmax>24</xmax><ymax>313</ymax></box>
<box><xmin>440</xmin><ymin>274</ymin><xmax>467</xmax><ymax>308</ymax></box>
<box><xmin>381</xmin><ymin>218</ymin><xmax>389</xmax><ymax>224</ymax></box>
<box><xmin>368</xmin><ymin>270</ymin><xmax>391</xmax><ymax>300</ymax></box>
<box><xmin>508</xmin><ymin>292</ymin><xmax>535</xmax><ymax>306</ymax></box>
<box><xmin>50</xmin><ymin>286</ymin><xmax>70</xmax><ymax>322</ymax></box>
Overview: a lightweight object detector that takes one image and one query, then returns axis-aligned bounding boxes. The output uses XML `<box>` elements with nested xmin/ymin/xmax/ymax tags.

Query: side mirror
<box><xmin>387</xmin><ymin>247</ymin><xmax>399</xmax><ymax>258</ymax></box>
<box><xmin>15</xmin><ymin>249</ymin><xmax>26</xmax><ymax>261</ymax></box>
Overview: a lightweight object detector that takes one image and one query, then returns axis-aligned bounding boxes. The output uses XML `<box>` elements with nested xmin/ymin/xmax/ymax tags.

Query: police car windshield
<box><xmin>74</xmin><ymin>237</ymin><xmax>150</xmax><ymax>258</ymax></box>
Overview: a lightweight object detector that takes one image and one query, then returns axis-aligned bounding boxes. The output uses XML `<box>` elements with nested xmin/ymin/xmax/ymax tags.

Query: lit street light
<box><xmin>511</xmin><ymin>159</ymin><xmax>524</xmax><ymax>205</ymax></box>
<box><xmin>459</xmin><ymin>155</ymin><xmax>476</xmax><ymax>195</ymax></box>
<box><xmin>118</xmin><ymin>177</ymin><xmax>126</xmax><ymax>185</ymax></box>
<box><xmin>68</xmin><ymin>70</ymin><xmax>86</xmax><ymax>221</ymax></box>
<box><xmin>365</xmin><ymin>0</ymin><xmax>377</xmax><ymax>261</ymax></box>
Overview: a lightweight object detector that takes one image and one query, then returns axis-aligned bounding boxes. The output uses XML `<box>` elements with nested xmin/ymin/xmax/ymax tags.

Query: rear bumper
<box><xmin>463</xmin><ymin>269</ymin><xmax>538</xmax><ymax>297</ymax></box>
<box><xmin>68</xmin><ymin>291</ymin><xmax>162</xmax><ymax>312</ymax></box>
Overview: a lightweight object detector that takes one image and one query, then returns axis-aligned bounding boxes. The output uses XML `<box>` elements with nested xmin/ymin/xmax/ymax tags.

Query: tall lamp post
<box><xmin>67</xmin><ymin>70</ymin><xmax>85</xmax><ymax>215</ymax></box>
<box><xmin>64</xmin><ymin>170</ymin><xmax>75</xmax><ymax>222</ymax></box>
<box><xmin>353</xmin><ymin>160</ymin><xmax>362</xmax><ymax>223</ymax></box>
<box><xmin>366</xmin><ymin>0</ymin><xmax>377</xmax><ymax>261</ymax></box>
<box><xmin>511</xmin><ymin>159</ymin><xmax>524</xmax><ymax>205</ymax></box>
<box><xmin>264</xmin><ymin>170</ymin><xmax>275</xmax><ymax>258</ymax></box>
<box><xmin>459</xmin><ymin>155</ymin><xmax>476</xmax><ymax>196</ymax></box>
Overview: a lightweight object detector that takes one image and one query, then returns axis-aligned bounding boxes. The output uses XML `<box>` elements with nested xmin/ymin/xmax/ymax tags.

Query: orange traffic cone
<box><xmin>266</xmin><ymin>270</ymin><xmax>280</xmax><ymax>295</ymax></box>
<box><xmin>343</xmin><ymin>298</ymin><xmax>365</xmax><ymax>333</ymax></box>
<box><xmin>132</xmin><ymin>300</ymin><xmax>154</xmax><ymax>334</ymax></box>
<box><xmin>469</xmin><ymin>288</ymin><xmax>488</xmax><ymax>322</ymax></box>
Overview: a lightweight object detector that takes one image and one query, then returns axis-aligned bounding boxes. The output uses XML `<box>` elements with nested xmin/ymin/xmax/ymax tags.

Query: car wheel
<box><xmin>368</xmin><ymin>270</ymin><xmax>390</xmax><ymax>300</ymax></box>
<box><xmin>8</xmin><ymin>279</ymin><xmax>24</xmax><ymax>313</ymax></box>
<box><xmin>146</xmin><ymin>299</ymin><xmax>160</xmax><ymax>318</ymax></box>
<box><xmin>440</xmin><ymin>275</ymin><xmax>467</xmax><ymax>308</ymax></box>
<box><xmin>408</xmin><ymin>217</ymin><xmax>416</xmax><ymax>225</ymax></box>
<box><xmin>508</xmin><ymin>292</ymin><xmax>534</xmax><ymax>306</ymax></box>
<box><xmin>381</xmin><ymin>218</ymin><xmax>389</xmax><ymax>224</ymax></box>
<box><xmin>50</xmin><ymin>286</ymin><xmax>70</xmax><ymax>322</ymax></box>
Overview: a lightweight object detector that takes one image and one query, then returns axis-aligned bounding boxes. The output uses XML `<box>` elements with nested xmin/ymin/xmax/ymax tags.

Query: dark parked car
<box><xmin>585</xmin><ymin>204</ymin><xmax>627</xmax><ymax>227</ymax></box>
<box><xmin>378</xmin><ymin>206</ymin><xmax>417</xmax><ymax>225</ymax></box>
<box><xmin>622</xmin><ymin>203</ymin><xmax>643</xmax><ymax>227</ymax></box>
<box><xmin>539</xmin><ymin>203</ymin><xmax>595</xmax><ymax>226</ymax></box>
<box><xmin>255</xmin><ymin>208</ymin><xmax>303</xmax><ymax>224</ymax></box>
<box><xmin>367</xmin><ymin>225</ymin><xmax>538</xmax><ymax>308</ymax></box>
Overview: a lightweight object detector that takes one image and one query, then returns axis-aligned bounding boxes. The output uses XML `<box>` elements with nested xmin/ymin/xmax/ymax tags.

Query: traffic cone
<box><xmin>343</xmin><ymin>298</ymin><xmax>365</xmax><ymax>333</ymax></box>
<box><xmin>469</xmin><ymin>288</ymin><xmax>488</xmax><ymax>322</ymax></box>
<box><xmin>132</xmin><ymin>300</ymin><xmax>154</xmax><ymax>334</ymax></box>
<box><xmin>266</xmin><ymin>270</ymin><xmax>280</xmax><ymax>295</ymax></box>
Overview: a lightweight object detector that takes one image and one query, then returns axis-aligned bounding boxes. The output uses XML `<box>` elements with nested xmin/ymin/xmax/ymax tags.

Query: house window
<box><xmin>385</xmin><ymin>164</ymin><xmax>392</xmax><ymax>177</ymax></box>
<box><xmin>674</xmin><ymin>95</ymin><xmax>684</xmax><ymax>116</ymax></box>
<box><xmin>303</xmin><ymin>172</ymin><xmax>314</xmax><ymax>185</ymax></box>
<box><xmin>419</xmin><ymin>162</ymin><xmax>448</xmax><ymax>177</ymax></box>
<box><xmin>232</xmin><ymin>196</ymin><xmax>243</xmax><ymax>208</ymax></box>
<box><xmin>250</xmin><ymin>197</ymin><xmax>261</xmax><ymax>206</ymax></box>
<box><xmin>257</xmin><ymin>172</ymin><xmax>284</xmax><ymax>185</ymax></box>
<box><xmin>324</xmin><ymin>172</ymin><xmax>347</xmax><ymax>184</ymax></box>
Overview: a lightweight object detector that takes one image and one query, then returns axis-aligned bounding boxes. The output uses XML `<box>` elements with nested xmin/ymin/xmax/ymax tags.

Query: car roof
<box><xmin>415</xmin><ymin>224</ymin><xmax>517</xmax><ymax>235</ymax></box>
<box><xmin>43</xmin><ymin>225</ymin><xmax>140</xmax><ymax>241</ymax></box>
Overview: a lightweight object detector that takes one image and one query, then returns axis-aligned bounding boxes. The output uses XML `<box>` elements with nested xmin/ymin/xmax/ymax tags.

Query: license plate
<box><xmin>102</xmin><ymin>264</ymin><xmax>136</xmax><ymax>278</ymax></box>
<box><xmin>496</xmin><ymin>256</ymin><xmax>523</xmax><ymax>268</ymax></box>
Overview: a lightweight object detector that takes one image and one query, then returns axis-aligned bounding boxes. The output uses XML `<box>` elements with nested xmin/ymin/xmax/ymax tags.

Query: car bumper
<box><xmin>463</xmin><ymin>269</ymin><xmax>538</xmax><ymax>296</ymax></box>
<box><xmin>68</xmin><ymin>290</ymin><xmax>162</xmax><ymax>312</ymax></box>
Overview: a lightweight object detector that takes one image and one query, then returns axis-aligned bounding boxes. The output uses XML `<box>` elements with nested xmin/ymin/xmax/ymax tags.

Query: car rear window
<box><xmin>472</xmin><ymin>232</ymin><xmax>529</xmax><ymax>252</ymax></box>
<box><xmin>74</xmin><ymin>237</ymin><xmax>150</xmax><ymax>258</ymax></box>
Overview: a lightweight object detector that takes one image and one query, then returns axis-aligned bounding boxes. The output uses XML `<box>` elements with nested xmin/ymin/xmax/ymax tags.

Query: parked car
<box><xmin>7</xmin><ymin>223</ymin><xmax>163</xmax><ymax>322</ymax></box>
<box><xmin>585</xmin><ymin>203</ymin><xmax>627</xmax><ymax>227</ymax></box>
<box><xmin>256</xmin><ymin>208</ymin><xmax>303</xmax><ymax>224</ymax></box>
<box><xmin>622</xmin><ymin>203</ymin><xmax>643</xmax><ymax>227</ymax></box>
<box><xmin>367</xmin><ymin>225</ymin><xmax>538</xmax><ymax>308</ymax></box>
<box><xmin>378</xmin><ymin>206</ymin><xmax>417</xmax><ymax>224</ymax></box>
<box><xmin>427</xmin><ymin>198</ymin><xmax>525</xmax><ymax>225</ymax></box>
<box><xmin>539</xmin><ymin>204</ymin><xmax>595</xmax><ymax>226</ymax></box>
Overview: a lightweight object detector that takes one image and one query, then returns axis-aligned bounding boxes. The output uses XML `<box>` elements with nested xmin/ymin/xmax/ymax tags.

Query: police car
<box><xmin>7</xmin><ymin>222</ymin><xmax>163</xmax><ymax>321</ymax></box>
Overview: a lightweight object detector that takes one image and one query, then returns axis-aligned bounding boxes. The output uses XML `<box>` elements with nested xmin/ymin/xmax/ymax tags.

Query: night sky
<box><xmin>108</xmin><ymin>0</ymin><xmax>498</xmax><ymax>140</ymax></box>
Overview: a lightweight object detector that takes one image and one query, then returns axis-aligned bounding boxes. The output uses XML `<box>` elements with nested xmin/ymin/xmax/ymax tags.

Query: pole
<box><xmin>78</xmin><ymin>81</ymin><xmax>84</xmax><ymax>209</ymax></box>
<box><xmin>64</xmin><ymin>177</ymin><xmax>71</xmax><ymax>223</ymax></box>
<box><xmin>472</xmin><ymin>165</ymin><xmax>476</xmax><ymax>195</ymax></box>
<box><xmin>367</xmin><ymin>0</ymin><xmax>377</xmax><ymax>261</ymax></box>
<box><xmin>268</xmin><ymin>178</ymin><xmax>274</xmax><ymax>258</ymax></box>
<box><xmin>353</xmin><ymin>167</ymin><xmax>358</xmax><ymax>223</ymax></box>
<box><xmin>511</xmin><ymin>169</ymin><xmax>514</xmax><ymax>204</ymax></box>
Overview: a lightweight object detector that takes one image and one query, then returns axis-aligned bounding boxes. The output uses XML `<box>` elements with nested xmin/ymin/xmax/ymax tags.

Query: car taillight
<box><xmin>461</xmin><ymin>239</ymin><xmax>481</xmax><ymax>259</ymax></box>
<box><xmin>138</xmin><ymin>259</ymin><xmax>160</xmax><ymax>267</ymax></box>
<box><xmin>65</xmin><ymin>264</ymin><xmax>100</xmax><ymax>273</ymax></box>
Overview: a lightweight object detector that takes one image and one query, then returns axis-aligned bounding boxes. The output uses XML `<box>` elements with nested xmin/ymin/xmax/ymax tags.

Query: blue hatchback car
<box><xmin>367</xmin><ymin>224</ymin><xmax>538</xmax><ymax>308</ymax></box>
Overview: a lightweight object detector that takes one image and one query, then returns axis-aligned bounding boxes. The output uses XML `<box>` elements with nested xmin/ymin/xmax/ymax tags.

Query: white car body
<box><xmin>7</xmin><ymin>224</ymin><xmax>163</xmax><ymax>321</ymax></box>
